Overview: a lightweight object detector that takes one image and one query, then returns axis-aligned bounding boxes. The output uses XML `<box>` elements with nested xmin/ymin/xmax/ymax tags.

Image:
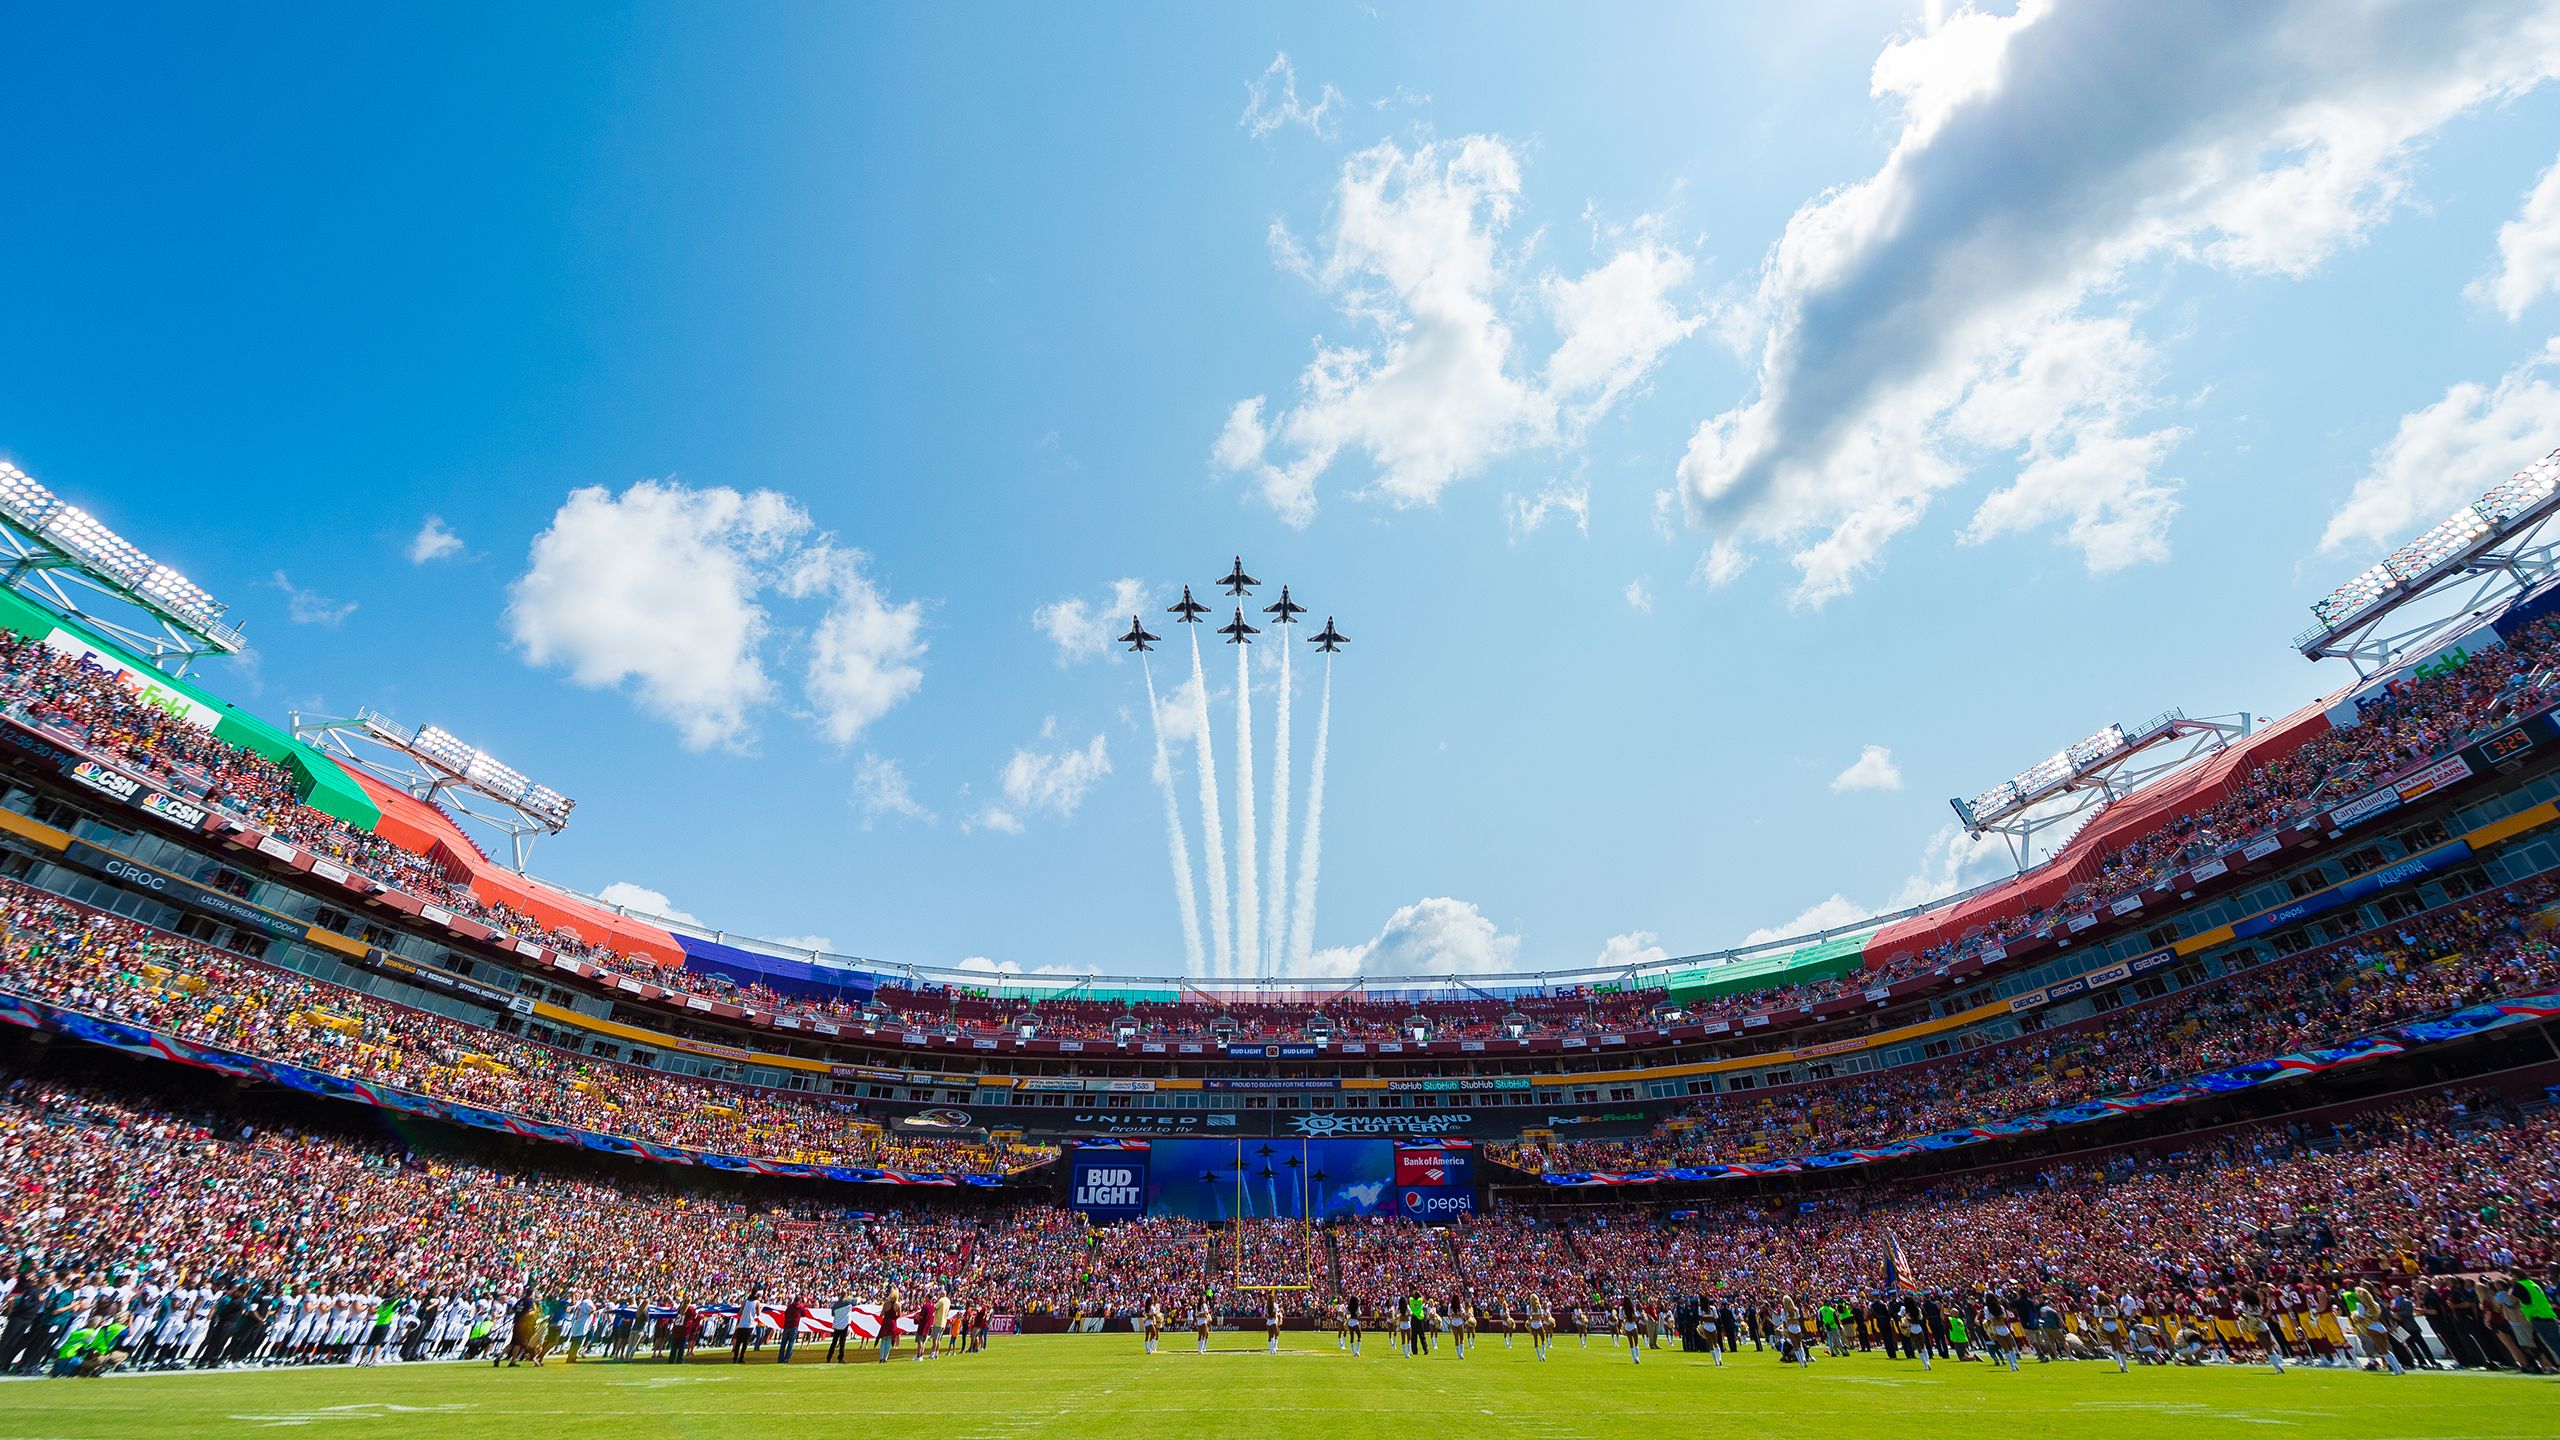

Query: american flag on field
<box><xmin>1880</xmin><ymin>1229</ymin><xmax>1917</xmax><ymax>1293</ymax></box>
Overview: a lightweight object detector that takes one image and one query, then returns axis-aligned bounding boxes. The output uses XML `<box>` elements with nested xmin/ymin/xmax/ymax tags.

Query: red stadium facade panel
<box><xmin>1859</xmin><ymin>694</ymin><xmax>2342</xmax><ymax>970</ymax></box>
<box><xmin>336</xmin><ymin>762</ymin><xmax>686</xmax><ymax>966</ymax></box>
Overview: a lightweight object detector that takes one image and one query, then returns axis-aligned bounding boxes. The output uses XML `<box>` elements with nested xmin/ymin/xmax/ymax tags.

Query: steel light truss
<box><xmin>291</xmin><ymin>706</ymin><xmax>575</xmax><ymax>870</ymax></box>
<box><xmin>1950</xmin><ymin>709</ymin><xmax>2255</xmax><ymax>871</ymax></box>
<box><xmin>2297</xmin><ymin>447</ymin><xmax>2560</xmax><ymax>675</ymax></box>
<box><xmin>0</xmin><ymin>460</ymin><xmax>244</xmax><ymax>674</ymax></box>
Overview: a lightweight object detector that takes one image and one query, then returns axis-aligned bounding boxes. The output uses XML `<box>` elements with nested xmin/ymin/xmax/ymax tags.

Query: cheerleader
<box><xmin>1527</xmin><ymin>1295</ymin><xmax>1552</xmax><ymax>1361</ymax></box>
<box><xmin>1194</xmin><ymin>1300</ymin><xmax>1212</xmax><ymax>1355</ymax></box>
<box><xmin>1345</xmin><ymin>1295</ymin><xmax>1364</xmax><ymax>1357</ymax></box>
<box><xmin>1618</xmin><ymin>1296</ymin><xmax>1642</xmax><ymax>1364</ymax></box>
<box><xmin>1264</xmin><ymin>1299</ymin><xmax>1282</xmax><ymax>1355</ymax></box>
<box><xmin>1142</xmin><ymin>1300</ymin><xmax>1162</xmax><ymax>1355</ymax></box>
<box><xmin>1491</xmin><ymin>1296</ymin><xmax>1513</xmax><ymax>1350</ymax></box>
<box><xmin>1697</xmin><ymin>1298</ymin><xmax>1724</xmax><ymax>1367</ymax></box>
<box><xmin>2093</xmin><ymin>1293</ymin><xmax>2131</xmax><ymax>1374</ymax></box>
<box><xmin>2238</xmin><ymin>1289</ymin><xmax>2283</xmax><ymax>1374</ymax></box>
<box><xmin>1450</xmin><ymin>1295</ymin><xmax>1472</xmax><ymax>1359</ymax></box>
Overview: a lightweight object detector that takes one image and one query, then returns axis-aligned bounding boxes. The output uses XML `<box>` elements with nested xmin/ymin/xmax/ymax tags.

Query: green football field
<box><xmin>0</xmin><ymin>1335</ymin><xmax>2545</xmax><ymax>1440</ymax></box>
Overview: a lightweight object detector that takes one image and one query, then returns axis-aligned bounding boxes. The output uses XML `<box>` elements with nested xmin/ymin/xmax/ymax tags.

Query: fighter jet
<box><xmin>1220</xmin><ymin>607</ymin><xmax>1260</xmax><ymax>645</ymax></box>
<box><xmin>1167</xmin><ymin>586</ymin><xmax>1210</xmax><ymax>623</ymax></box>
<box><xmin>1117</xmin><ymin>616</ymin><xmax>1160</xmax><ymax>653</ymax></box>
<box><xmin>1262</xmin><ymin>586</ymin><xmax>1306</xmax><ymax>625</ymax></box>
<box><xmin>1309</xmin><ymin>617</ymin><xmax>1350</xmax><ymax>653</ymax></box>
<box><xmin>1217</xmin><ymin>556</ymin><xmax>1258</xmax><ymax>596</ymax></box>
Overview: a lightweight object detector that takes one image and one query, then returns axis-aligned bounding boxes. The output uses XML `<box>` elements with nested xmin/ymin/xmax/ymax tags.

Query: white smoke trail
<box><xmin>1289</xmin><ymin>656</ymin><xmax>1331</xmax><ymax>970</ymax></box>
<box><xmin>1142</xmin><ymin>656</ymin><xmax>1206</xmax><ymax>974</ymax></box>
<box><xmin>1187</xmin><ymin>629</ymin><xmax>1232</xmax><ymax>976</ymax></box>
<box><xmin>1233</xmin><ymin>639</ymin><xmax>1261</xmax><ymax>979</ymax></box>
<box><xmin>1265</xmin><ymin>629</ymin><xmax>1293</xmax><ymax>972</ymax></box>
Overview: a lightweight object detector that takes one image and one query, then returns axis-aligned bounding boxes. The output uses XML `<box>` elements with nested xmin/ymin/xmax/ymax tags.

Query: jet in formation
<box><xmin>1117</xmin><ymin>617</ymin><xmax>1160</xmax><ymax>653</ymax></box>
<box><xmin>1262</xmin><ymin>585</ymin><xmax>1305</xmax><ymax>625</ymax></box>
<box><xmin>1309</xmin><ymin>618</ymin><xmax>1350</xmax><ymax>653</ymax></box>
<box><xmin>1220</xmin><ymin>607</ymin><xmax>1260</xmax><ymax>645</ymax></box>
<box><xmin>1167</xmin><ymin>586</ymin><xmax>1210</xmax><ymax>623</ymax></box>
<box><xmin>1218</xmin><ymin>556</ymin><xmax>1258</xmax><ymax>596</ymax></box>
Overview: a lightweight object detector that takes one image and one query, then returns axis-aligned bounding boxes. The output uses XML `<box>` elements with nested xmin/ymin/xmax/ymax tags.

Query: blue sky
<box><xmin>7</xmin><ymin>1</ymin><xmax>2560</xmax><ymax>981</ymax></box>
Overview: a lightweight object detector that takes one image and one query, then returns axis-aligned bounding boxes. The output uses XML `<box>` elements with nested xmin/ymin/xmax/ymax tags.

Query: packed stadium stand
<box><xmin>5</xmin><ymin>475</ymin><xmax>2560</xmax><ymax>1378</ymax></box>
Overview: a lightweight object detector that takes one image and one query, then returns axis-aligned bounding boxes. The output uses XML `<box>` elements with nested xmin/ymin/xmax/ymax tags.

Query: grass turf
<box><xmin>0</xmin><ymin>1336</ymin><xmax>2545</xmax><ymax>1440</ymax></box>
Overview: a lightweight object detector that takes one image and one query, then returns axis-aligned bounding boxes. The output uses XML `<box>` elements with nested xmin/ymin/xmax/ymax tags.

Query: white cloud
<box><xmin>1741</xmin><ymin>822</ymin><xmax>2005</xmax><ymax>944</ymax></box>
<box><xmin>1000</xmin><ymin>729</ymin><xmax>1112</xmax><ymax>819</ymax></box>
<box><xmin>764</xmin><ymin>933</ymin><xmax>835</xmax><ymax>954</ymax></box>
<box><xmin>1217</xmin><ymin>137</ymin><xmax>1699</xmax><ymax>525</ymax></box>
<box><xmin>955</xmin><ymin>953</ymin><xmax>1094</xmax><ymax>978</ymax></box>
<box><xmin>1830</xmin><ymin>743</ymin><xmax>1905</xmax><ymax>793</ymax></box>
<box><xmin>1153</xmin><ymin>671</ymin><xmax>1209</xmax><ymax>750</ymax></box>
<box><xmin>1241</xmin><ymin>53</ymin><xmax>1344</xmax><ymax>140</ymax></box>
<box><xmin>1543</xmin><ymin>239</ymin><xmax>1705</xmax><ymax>429</ymax></box>
<box><xmin>1505</xmin><ymin>476</ymin><xmax>1591</xmax><ymax>540</ymax></box>
<box><xmin>2321</xmin><ymin>338</ymin><xmax>2560</xmax><ymax>553</ymax></box>
<box><xmin>852</xmin><ymin>752</ymin><xmax>935</xmax><ymax>828</ymax></box>
<box><xmin>788</xmin><ymin>545</ymin><xmax>927</xmax><ymax>748</ymax></box>
<box><xmin>968</xmin><ymin>726</ymin><xmax>1111</xmax><ymax>834</ymax></box>
<box><xmin>1304</xmin><ymin>896</ymin><xmax>1521</xmax><ymax>977</ymax></box>
<box><xmin>1031</xmin><ymin>578</ymin><xmax>1150</xmax><ymax>665</ymax></box>
<box><xmin>596</xmin><ymin>881</ymin><xmax>700</xmax><ymax>926</ymax></box>
<box><xmin>407</xmin><ymin>515</ymin><xmax>463</xmax><ymax>565</ymax></box>
<box><xmin>2475</xmin><ymin>150</ymin><xmax>2560</xmax><ymax>321</ymax></box>
<box><xmin>1678</xmin><ymin>0</ymin><xmax>2560</xmax><ymax>604</ymax></box>
<box><xmin>1623</xmin><ymin>578</ymin><xmax>1654</xmax><ymax>613</ymax></box>
<box><xmin>1741</xmin><ymin>895</ymin><xmax>1876</xmax><ymax>946</ymax></box>
<box><xmin>968</xmin><ymin>807</ymin><xmax>1026</xmax><ymax>836</ymax></box>
<box><xmin>271</xmin><ymin>571</ymin><xmax>356</xmax><ymax>628</ymax></box>
<box><xmin>1594</xmin><ymin>930</ymin><xmax>1670</xmax><ymax>970</ymax></box>
<box><xmin>507</xmin><ymin>480</ymin><xmax>924</xmax><ymax>752</ymax></box>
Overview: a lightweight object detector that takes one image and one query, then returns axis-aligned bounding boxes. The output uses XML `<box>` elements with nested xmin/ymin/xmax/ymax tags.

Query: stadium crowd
<box><xmin>0</xmin><ymin>878</ymin><xmax>1053</xmax><ymax>1176</ymax></box>
<box><xmin>1496</xmin><ymin>879</ymin><xmax>2560</xmax><ymax>1175</ymax></box>
<box><xmin>3</xmin><ymin>1069</ymin><xmax>2555</xmax><ymax>1377</ymax></box>
<box><xmin>13</xmin><ymin>616</ymin><xmax>2560</xmax><ymax>1055</ymax></box>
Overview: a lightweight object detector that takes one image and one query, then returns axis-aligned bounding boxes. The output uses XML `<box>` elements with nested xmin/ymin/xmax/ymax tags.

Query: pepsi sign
<box><xmin>1396</xmin><ymin>1188</ymin><xmax>1476</xmax><ymax>1224</ymax></box>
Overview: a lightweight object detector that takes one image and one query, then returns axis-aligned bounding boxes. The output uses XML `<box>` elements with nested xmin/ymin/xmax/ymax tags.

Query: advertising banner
<box><xmin>1142</xmin><ymin>1137</ymin><xmax>1396</xmax><ymax>1221</ymax></box>
<box><xmin>1395</xmin><ymin>1186</ymin><xmax>1476</xmax><ymax>1224</ymax></box>
<box><xmin>1392</xmin><ymin>1144</ymin><xmax>1474</xmax><ymax>1189</ymax></box>
<box><xmin>1068</xmin><ymin>1149</ymin><xmax>1151</xmax><ymax>1220</ymax></box>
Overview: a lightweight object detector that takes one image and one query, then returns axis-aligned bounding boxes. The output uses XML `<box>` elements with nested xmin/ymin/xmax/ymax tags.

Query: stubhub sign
<box><xmin>1396</xmin><ymin>1188</ymin><xmax>1476</xmax><ymax>1224</ymax></box>
<box><xmin>1069</xmin><ymin>1155</ymin><xmax>1149</xmax><ymax>1219</ymax></box>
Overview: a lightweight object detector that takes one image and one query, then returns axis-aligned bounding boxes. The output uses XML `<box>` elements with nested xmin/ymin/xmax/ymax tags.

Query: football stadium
<box><xmin>6</xmin><ymin>3</ymin><xmax>2560</xmax><ymax>1438</ymax></box>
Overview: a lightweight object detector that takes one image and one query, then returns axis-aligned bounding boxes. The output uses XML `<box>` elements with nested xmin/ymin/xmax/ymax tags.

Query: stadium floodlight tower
<box><xmin>2294</xmin><ymin>447</ymin><xmax>2560</xmax><ymax>676</ymax></box>
<box><xmin>1952</xmin><ymin>709</ymin><xmax>2253</xmax><ymax>871</ymax></box>
<box><xmin>289</xmin><ymin>707</ymin><xmax>575</xmax><ymax>871</ymax></box>
<box><xmin>0</xmin><ymin>461</ymin><xmax>246</xmax><ymax>676</ymax></box>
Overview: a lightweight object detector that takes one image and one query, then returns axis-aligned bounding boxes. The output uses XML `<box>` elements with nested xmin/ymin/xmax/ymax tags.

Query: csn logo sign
<box><xmin>1070</xmin><ymin>1159</ymin><xmax>1148</xmax><ymax>1218</ymax></box>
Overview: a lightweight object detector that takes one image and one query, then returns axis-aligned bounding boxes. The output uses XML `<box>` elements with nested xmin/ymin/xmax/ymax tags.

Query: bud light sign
<box><xmin>1070</xmin><ymin>1152</ymin><xmax>1150</xmax><ymax>1219</ymax></box>
<box><xmin>1397</xmin><ymin>1187</ymin><xmax>1475</xmax><ymax>1224</ymax></box>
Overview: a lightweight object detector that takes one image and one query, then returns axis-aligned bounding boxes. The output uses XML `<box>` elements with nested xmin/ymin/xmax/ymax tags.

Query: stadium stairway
<box><xmin>1557</xmin><ymin>1226</ymin><xmax>1588</xmax><ymax>1267</ymax></box>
